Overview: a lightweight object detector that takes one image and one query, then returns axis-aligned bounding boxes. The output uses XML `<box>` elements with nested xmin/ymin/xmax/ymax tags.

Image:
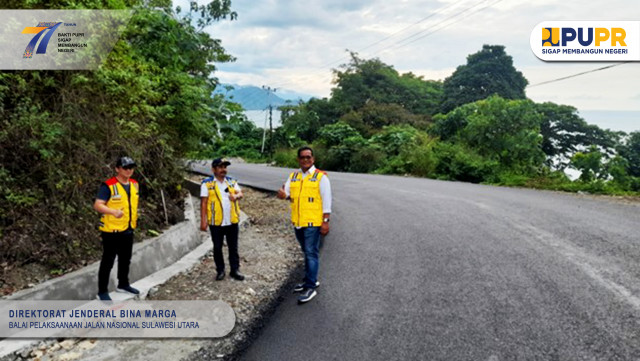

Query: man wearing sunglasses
<box><xmin>93</xmin><ymin>156</ymin><xmax>141</xmax><ymax>301</ymax></box>
<box><xmin>200</xmin><ymin>158</ymin><xmax>245</xmax><ymax>281</ymax></box>
<box><xmin>277</xmin><ymin>146</ymin><xmax>332</xmax><ymax>303</ymax></box>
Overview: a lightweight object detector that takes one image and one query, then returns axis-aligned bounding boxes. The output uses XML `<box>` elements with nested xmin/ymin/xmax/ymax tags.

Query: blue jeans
<box><xmin>295</xmin><ymin>227</ymin><xmax>321</xmax><ymax>289</ymax></box>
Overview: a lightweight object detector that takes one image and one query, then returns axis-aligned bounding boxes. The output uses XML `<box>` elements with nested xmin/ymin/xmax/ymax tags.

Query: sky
<box><xmin>175</xmin><ymin>0</ymin><xmax>640</xmax><ymax>121</ymax></box>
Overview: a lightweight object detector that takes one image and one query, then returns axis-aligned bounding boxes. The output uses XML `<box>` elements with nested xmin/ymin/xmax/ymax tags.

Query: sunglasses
<box><xmin>298</xmin><ymin>156</ymin><xmax>312</xmax><ymax>160</ymax></box>
<box><xmin>123</xmin><ymin>165</ymin><xmax>136</xmax><ymax>170</ymax></box>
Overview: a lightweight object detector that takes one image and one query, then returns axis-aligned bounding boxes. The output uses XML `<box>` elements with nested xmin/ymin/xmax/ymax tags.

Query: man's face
<box><xmin>298</xmin><ymin>150</ymin><xmax>314</xmax><ymax>170</ymax></box>
<box><xmin>213</xmin><ymin>165</ymin><xmax>228</xmax><ymax>178</ymax></box>
<box><xmin>116</xmin><ymin>165</ymin><xmax>135</xmax><ymax>179</ymax></box>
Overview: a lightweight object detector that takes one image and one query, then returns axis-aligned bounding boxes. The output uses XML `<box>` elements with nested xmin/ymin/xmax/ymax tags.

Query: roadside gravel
<box><xmin>7</xmin><ymin>187</ymin><xmax>303</xmax><ymax>361</ymax></box>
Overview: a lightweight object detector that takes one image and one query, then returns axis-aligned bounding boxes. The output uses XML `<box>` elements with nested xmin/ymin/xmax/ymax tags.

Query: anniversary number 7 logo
<box><xmin>21</xmin><ymin>22</ymin><xmax>62</xmax><ymax>58</ymax></box>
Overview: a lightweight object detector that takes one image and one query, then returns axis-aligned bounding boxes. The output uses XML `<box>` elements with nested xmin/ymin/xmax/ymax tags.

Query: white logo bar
<box><xmin>530</xmin><ymin>21</ymin><xmax>640</xmax><ymax>61</ymax></box>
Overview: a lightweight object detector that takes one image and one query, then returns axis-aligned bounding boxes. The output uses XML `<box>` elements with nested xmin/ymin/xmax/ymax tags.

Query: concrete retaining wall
<box><xmin>5</xmin><ymin>189</ymin><xmax>201</xmax><ymax>301</ymax></box>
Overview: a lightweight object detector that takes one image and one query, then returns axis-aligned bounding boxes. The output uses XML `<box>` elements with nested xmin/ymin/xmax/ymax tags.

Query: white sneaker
<box><xmin>294</xmin><ymin>281</ymin><xmax>320</xmax><ymax>292</ymax></box>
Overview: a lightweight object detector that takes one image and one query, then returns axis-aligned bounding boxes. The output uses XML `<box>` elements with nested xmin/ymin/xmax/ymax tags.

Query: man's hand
<box><xmin>200</xmin><ymin>197</ymin><xmax>208</xmax><ymax>232</ymax></box>
<box><xmin>94</xmin><ymin>200</ymin><xmax>124</xmax><ymax>218</ymax></box>
<box><xmin>112</xmin><ymin>209</ymin><xmax>124</xmax><ymax>218</ymax></box>
<box><xmin>277</xmin><ymin>186</ymin><xmax>287</xmax><ymax>200</ymax></box>
<box><xmin>229</xmin><ymin>193</ymin><xmax>238</xmax><ymax>202</ymax></box>
<box><xmin>320</xmin><ymin>222</ymin><xmax>330</xmax><ymax>236</ymax></box>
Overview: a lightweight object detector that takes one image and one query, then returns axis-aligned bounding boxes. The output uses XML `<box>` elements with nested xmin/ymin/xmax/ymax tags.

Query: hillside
<box><xmin>213</xmin><ymin>84</ymin><xmax>311</xmax><ymax>110</ymax></box>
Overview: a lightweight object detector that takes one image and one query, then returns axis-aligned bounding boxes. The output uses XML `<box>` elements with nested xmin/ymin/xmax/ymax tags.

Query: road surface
<box><xmin>192</xmin><ymin>162</ymin><xmax>640</xmax><ymax>360</ymax></box>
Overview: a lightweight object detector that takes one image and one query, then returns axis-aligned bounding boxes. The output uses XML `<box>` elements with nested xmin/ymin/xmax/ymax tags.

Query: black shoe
<box><xmin>230</xmin><ymin>271</ymin><xmax>245</xmax><ymax>281</ymax></box>
<box><xmin>116</xmin><ymin>285</ymin><xmax>140</xmax><ymax>295</ymax></box>
<box><xmin>96</xmin><ymin>292</ymin><xmax>112</xmax><ymax>301</ymax></box>
<box><xmin>298</xmin><ymin>288</ymin><xmax>317</xmax><ymax>303</ymax></box>
<box><xmin>216</xmin><ymin>272</ymin><xmax>225</xmax><ymax>281</ymax></box>
<box><xmin>294</xmin><ymin>281</ymin><xmax>320</xmax><ymax>292</ymax></box>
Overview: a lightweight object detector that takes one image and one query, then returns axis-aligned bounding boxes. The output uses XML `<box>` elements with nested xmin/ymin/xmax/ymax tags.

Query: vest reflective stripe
<box><xmin>289</xmin><ymin>170</ymin><xmax>324</xmax><ymax>227</ymax></box>
<box><xmin>204</xmin><ymin>177</ymin><xmax>240</xmax><ymax>226</ymax></box>
<box><xmin>99</xmin><ymin>178</ymin><xmax>139</xmax><ymax>232</ymax></box>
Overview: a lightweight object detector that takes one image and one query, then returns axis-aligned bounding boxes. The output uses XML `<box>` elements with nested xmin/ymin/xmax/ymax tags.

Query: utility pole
<box><xmin>260</xmin><ymin>111</ymin><xmax>268</xmax><ymax>154</ymax></box>
<box><xmin>262</xmin><ymin>85</ymin><xmax>277</xmax><ymax>158</ymax></box>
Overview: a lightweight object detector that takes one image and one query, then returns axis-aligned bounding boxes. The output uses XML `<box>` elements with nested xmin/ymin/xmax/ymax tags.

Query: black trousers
<box><xmin>98</xmin><ymin>231</ymin><xmax>133</xmax><ymax>294</ymax></box>
<box><xmin>209</xmin><ymin>224</ymin><xmax>240</xmax><ymax>274</ymax></box>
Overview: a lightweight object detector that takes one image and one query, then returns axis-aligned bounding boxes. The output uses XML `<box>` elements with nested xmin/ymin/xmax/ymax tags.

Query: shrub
<box><xmin>350</xmin><ymin>145</ymin><xmax>385</xmax><ymax>173</ymax></box>
<box><xmin>273</xmin><ymin>148</ymin><xmax>299</xmax><ymax>168</ymax></box>
<box><xmin>405</xmin><ymin>134</ymin><xmax>438</xmax><ymax>177</ymax></box>
<box><xmin>433</xmin><ymin>142</ymin><xmax>498</xmax><ymax>183</ymax></box>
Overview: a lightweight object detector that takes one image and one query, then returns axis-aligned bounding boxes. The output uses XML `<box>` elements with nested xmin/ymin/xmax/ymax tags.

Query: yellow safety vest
<box><xmin>203</xmin><ymin>177</ymin><xmax>240</xmax><ymax>226</ymax></box>
<box><xmin>99</xmin><ymin>177</ymin><xmax>139</xmax><ymax>232</ymax></box>
<box><xmin>289</xmin><ymin>169</ymin><xmax>326</xmax><ymax>227</ymax></box>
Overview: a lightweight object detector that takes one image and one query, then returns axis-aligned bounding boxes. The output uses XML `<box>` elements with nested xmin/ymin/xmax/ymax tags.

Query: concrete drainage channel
<box><xmin>0</xmin><ymin>178</ymin><xmax>254</xmax><ymax>359</ymax></box>
<box><xmin>1</xmin><ymin>175</ymin><xmax>305</xmax><ymax>361</ymax></box>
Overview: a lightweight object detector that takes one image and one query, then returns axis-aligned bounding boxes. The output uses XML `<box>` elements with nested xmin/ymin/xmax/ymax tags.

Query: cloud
<box><xmin>197</xmin><ymin>0</ymin><xmax>640</xmax><ymax>110</ymax></box>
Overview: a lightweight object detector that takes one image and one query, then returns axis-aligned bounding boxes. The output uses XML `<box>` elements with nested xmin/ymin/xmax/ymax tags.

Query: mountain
<box><xmin>213</xmin><ymin>84</ymin><xmax>312</xmax><ymax>110</ymax></box>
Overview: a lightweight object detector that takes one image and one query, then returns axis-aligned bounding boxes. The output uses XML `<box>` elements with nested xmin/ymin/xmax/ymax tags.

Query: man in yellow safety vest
<box><xmin>93</xmin><ymin>156</ymin><xmax>141</xmax><ymax>301</ymax></box>
<box><xmin>278</xmin><ymin>146</ymin><xmax>332</xmax><ymax>303</ymax></box>
<box><xmin>200</xmin><ymin>158</ymin><xmax>245</xmax><ymax>281</ymax></box>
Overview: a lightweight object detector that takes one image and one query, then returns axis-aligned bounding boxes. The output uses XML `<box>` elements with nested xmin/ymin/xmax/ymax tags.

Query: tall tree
<box><xmin>535</xmin><ymin>102</ymin><xmax>618</xmax><ymax>170</ymax></box>
<box><xmin>441</xmin><ymin>45</ymin><xmax>528</xmax><ymax>113</ymax></box>
<box><xmin>331</xmin><ymin>52</ymin><xmax>443</xmax><ymax>116</ymax></box>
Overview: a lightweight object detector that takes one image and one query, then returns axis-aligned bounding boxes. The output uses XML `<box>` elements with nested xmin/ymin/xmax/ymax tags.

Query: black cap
<box><xmin>116</xmin><ymin>156</ymin><xmax>136</xmax><ymax>168</ymax></box>
<box><xmin>211</xmin><ymin>158</ymin><xmax>231</xmax><ymax>168</ymax></box>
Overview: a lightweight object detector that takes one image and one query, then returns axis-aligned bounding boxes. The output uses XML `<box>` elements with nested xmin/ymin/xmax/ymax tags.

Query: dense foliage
<box><xmin>0</xmin><ymin>0</ymin><xmax>250</xmax><ymax>284</ymax></box>
<box><xmin>265</xmin><ymin>47</ymin><xmax>639</xmax><ymax>196</ymax></box>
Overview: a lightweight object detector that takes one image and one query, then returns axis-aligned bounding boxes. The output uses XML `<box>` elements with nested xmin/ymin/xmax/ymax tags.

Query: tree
<box><xmin>276</xmin><ymin>97</ymin><xmax>341</xmax><ymax>147</ymax></box>
<box><xmin>339</xmin><ymin>102</ymin><xmax>430</xmax><ymax>138</ymax></box>
<box><xmin>536</xmin><ymin>102</ymin><xmax>618</xmax><ymax>170</ymax></box>
<box><xmin>441</xmin><ymin>45</ymin><xmax>528</xmax><ymax>113</ymax></box>
<box><xmin>432</xmin><ymin>96</ymin><xmax>544</xmax><ymax>176</ymax></box>
<box><xmin>331</xmin><ymin>52</ymin><xmax>443</xmax><ymax>116</ymax></box>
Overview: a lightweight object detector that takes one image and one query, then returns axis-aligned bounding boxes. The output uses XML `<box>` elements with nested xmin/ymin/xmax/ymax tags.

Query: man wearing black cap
<box><xmin>93</xmin><ymin>156</ymin><xmax>141</xmax><ymax>301</ymax></box>
<box><xmin>200</xmin><ymin>158</ymin><xmax>245</xmax><ymax>281</ymax></box>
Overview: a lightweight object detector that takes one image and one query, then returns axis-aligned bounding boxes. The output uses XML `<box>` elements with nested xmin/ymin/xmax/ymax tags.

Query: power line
<box><xmin>527</xmin><ymin>62</ymin><xmax>632</xmax><ymax>88</ymax></box>
<box><xmin>222</xmin><ymin>0</ymin><xmax>504</xmax><ymax>105</ymax></box>
<box><xmin>382</xmin><ymin>0</ymin><xmax>495</xmax><ymax>51</ymax></box>
<box><xmin>300</xmin><ymin>0</ymin><xmax>481</xmax><ymax>74</ymax></box>
<box><xmin>353</xmin><ymin>0</ymin><xmax>475</xmax><ymax>55</ymax></box>
<box><xmin>269</xmin><ymin>0</ymin><xmax>493</xmax><ymax>90</ymax></box>
<box><xmin>378</xmin><ymin>0</ymin><xmax>504</xmax><ymax>55</ymax></box>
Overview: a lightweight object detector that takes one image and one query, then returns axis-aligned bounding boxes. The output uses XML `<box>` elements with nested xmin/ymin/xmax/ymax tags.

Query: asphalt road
<box><xmin>191</xmin><ymin>162</ymin><xmax>640</xmax><ymax>360</ymax></box>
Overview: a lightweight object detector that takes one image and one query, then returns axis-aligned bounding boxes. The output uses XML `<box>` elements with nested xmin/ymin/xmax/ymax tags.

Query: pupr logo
<box><xmin>531</xmin><ymin>21</ymin><xmax>639</xmax><ymax>61</ymax></box>
<box><xmin>542</xmin><ymin>27</ymin><xmax>626</xmax><ymax>47</ymax></box>
<box><xmin>542</xmin><ymin>28</ymin><xmax>559</xmax><ymax>47</ymax></box>
<box><xmin>21</xmin><ymin>22</ymin><xmax>62</xmax><ymax>58</ymax></box>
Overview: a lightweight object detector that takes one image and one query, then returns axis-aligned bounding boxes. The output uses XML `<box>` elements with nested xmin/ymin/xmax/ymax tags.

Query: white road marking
<box><xmin>510</xmin><ymin>221</ymin><xmax>640</xmax><ymax>311</ymax></box>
